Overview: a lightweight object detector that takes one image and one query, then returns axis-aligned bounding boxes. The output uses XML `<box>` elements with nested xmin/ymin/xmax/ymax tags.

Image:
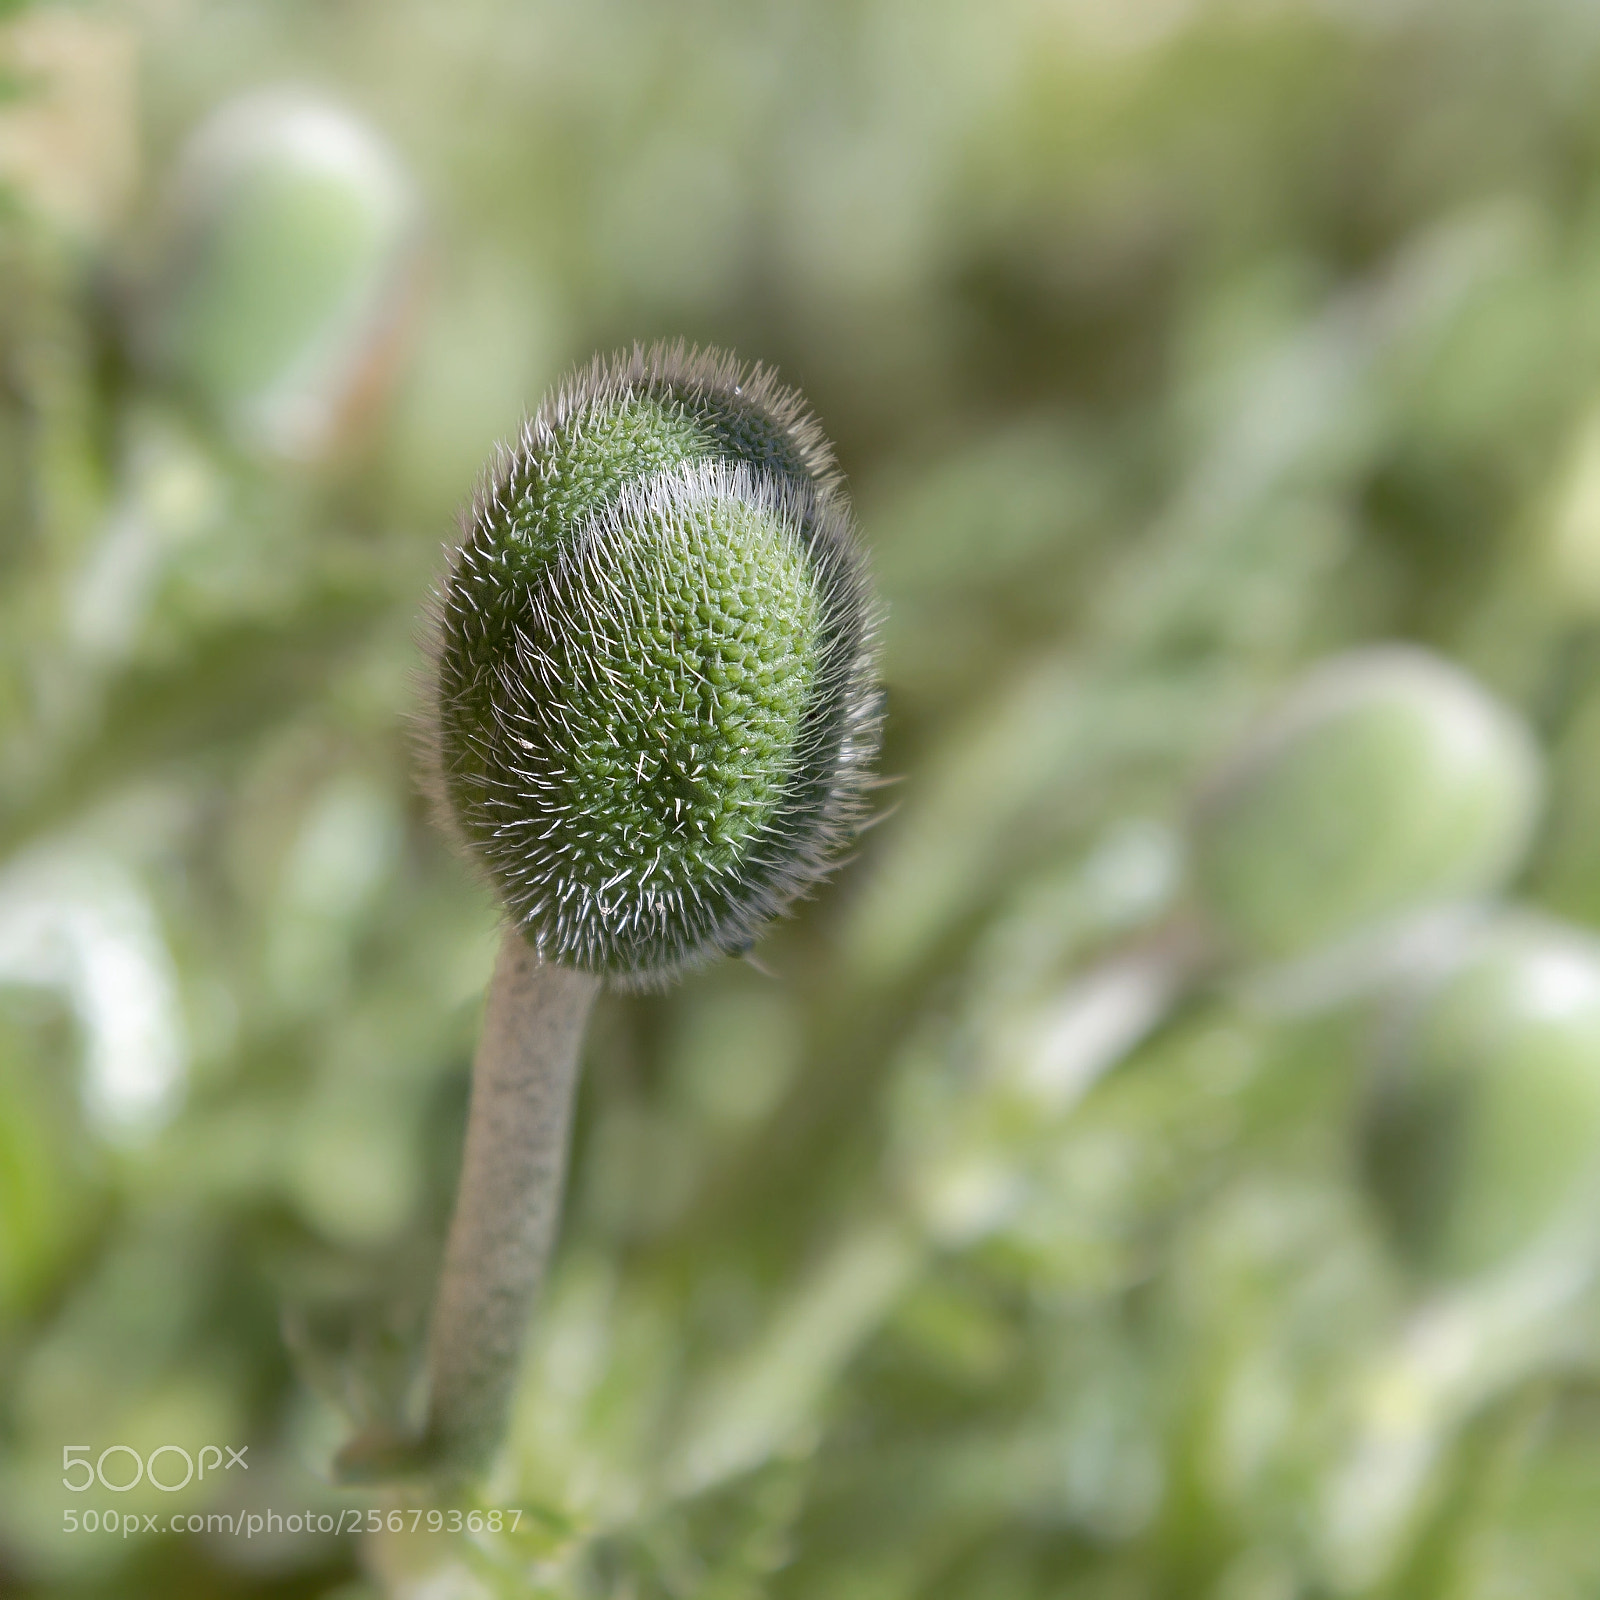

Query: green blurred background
<box><xmin>8</xmin><ymin>0</ymin><xmax>1600</xmax><ymax>1595</ymax></box>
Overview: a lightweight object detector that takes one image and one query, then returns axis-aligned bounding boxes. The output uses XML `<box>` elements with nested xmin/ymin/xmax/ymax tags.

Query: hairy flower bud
<box><xmin>425</xmin><ymin>344</ymin><xmax>880</xmax><ymax>983</ymax></box>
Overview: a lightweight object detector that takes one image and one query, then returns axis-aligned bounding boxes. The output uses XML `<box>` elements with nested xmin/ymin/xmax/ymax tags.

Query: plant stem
<box><xmin>419</xmin><ymin>930</ymin><xmax>599</xmax><ymax>1476</ymax></box>
<box><xmin>1002</xmin><ymin>916</ymin><xmax>1212</xmax><ymax>1113</ymax></box>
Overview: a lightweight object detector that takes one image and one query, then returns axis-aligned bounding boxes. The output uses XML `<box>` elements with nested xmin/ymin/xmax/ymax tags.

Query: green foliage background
<box><xmin>6</xmin><ymin>0</ymin><xmax>1600</xmax><ymax>1595</ymax></box>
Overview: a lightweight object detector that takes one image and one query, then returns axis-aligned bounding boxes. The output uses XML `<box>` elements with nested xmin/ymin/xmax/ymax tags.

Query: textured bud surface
<box><xmin>427</xmin><ymin>346</ymin><xmax>878</xmax><ymax>981</ymax></box>
<box><xmin>1191</xmin><ymin>647</ymin><xmax>1542</xmax><ymax>967</ymax></box>
<box><xmin>1362</xmin><ymin>916</ymin><xmax>1600</xmax><ymax>1280</ymax></box>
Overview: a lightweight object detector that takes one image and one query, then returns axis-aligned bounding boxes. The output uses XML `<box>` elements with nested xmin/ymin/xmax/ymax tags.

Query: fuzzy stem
<box><xmin>419</xmin><ymin>931</ymin><xmax>599</xmax><ymax>1476</ymax></box>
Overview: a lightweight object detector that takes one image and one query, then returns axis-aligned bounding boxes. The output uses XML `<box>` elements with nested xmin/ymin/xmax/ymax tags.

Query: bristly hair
<box><xmin>417</xmin><ymin>343</ymin><xmax>881</xmax><ymax>988</ymax></box>
<box><xmin>512</xmin><ymin>339</ymin><xmax>843</xmax><ymax>504</ymax></box>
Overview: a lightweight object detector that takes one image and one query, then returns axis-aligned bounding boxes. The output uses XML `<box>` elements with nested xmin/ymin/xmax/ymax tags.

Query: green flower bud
<box><xmin>425</xmin><ymin>345</ymin><xmax>880</xmax><ymax>984</ymax></box>
<box><xmin>1361</xmin><ymin>916</ymin><xmax>1600</xmax><ymax>1281</ymax></box>
<box><xmin>1190</xmin><ymin>647</ymin><xmax>1542</xmax><ymax>968</ymax></box>
<box><xmin>137</xmin><ymin>89</ymin><xmax>421</xmax><ymax>459</ymax></box>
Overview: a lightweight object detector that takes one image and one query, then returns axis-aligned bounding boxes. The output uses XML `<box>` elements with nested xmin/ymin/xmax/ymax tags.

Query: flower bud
<box><xmin>1190</xmin><ymin>647</ymin><xmax>1542</xmax><ymax>968</ymax></box>
<box><xmin>426</xmin><ymin>345</ymin><xmax>880</xmax><ymax>984</ymax></box>
<box><xmin>135</xmin><ymin>89</ymin><xmax>421</xmax><ymax>459</ymax></box>
<box><xmin>1361</xmin><ymin>915</ymin><xmax>1600</xmax><ymax>1281</ymax></box>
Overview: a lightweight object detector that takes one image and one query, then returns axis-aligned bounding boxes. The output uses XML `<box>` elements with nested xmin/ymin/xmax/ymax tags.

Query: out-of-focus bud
<box><xmin>1543</xmin><ymin>402</ymin><xmax>1600</xmax><ymax>615</ymax></box>
<box><xmin>1190</xmin><ymin>646</ymin><xmax>1542</xmax><ymax>969</ymax></box>
<box><xmin>1361</xmin><ymin>915</ymin><xmax>1600</xmax><ymax>1282</ymax></box>
<box><xmin>134</xmin><ymin>89</ymin><xmax>421</xmax><ymax>460</ymax></box>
